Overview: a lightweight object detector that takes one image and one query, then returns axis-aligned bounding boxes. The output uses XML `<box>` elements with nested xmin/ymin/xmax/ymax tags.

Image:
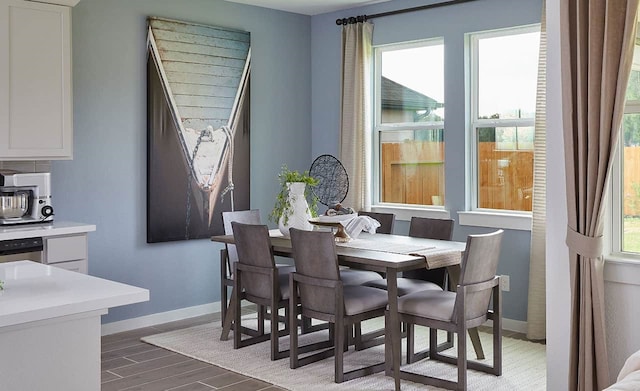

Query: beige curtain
<box><xmin>560</xmin><ymin>1</ymin><xmax>638</xmax><ymax>389</ymax></box>
<box><xmin>340</xmin><ymin>22</ymin><xmax>373</xmax><ymax>212</ymax></box>
<box><xmin>527</xmin><ymin>0</ymin><xmax>547</xmax><ymax>341</ymax></box>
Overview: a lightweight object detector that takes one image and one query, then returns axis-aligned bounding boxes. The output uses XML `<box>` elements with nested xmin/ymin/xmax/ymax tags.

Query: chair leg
<box><xmin>335</xmin><ymin>318</ymin><xmax>345</xmax><ymax>383</ymax></box>
<box><xmin>406</xmin><ymin>323</ymin><xmax>415</xmax><ymax>363</ymax></box>
<box><xmin>258</xmin><ymin>305</ymin><xmax>266</xmax><ymax>335</ymax></box>
<box><xmin>289</xmin><ymin>295</ymin><xmax>299</xmax><ymax>369</ymax></box>
<box><xmin>429</xmin><ymin>327</ymin><xmax>437</xmax><ymax>359</ymax></box>
<box><xmin>458</xmin><ymin>328</ymin><xmax>467</xmax><ymax>391</ymax></box>
<box><xmin>233</xmin><ymin>292</ymin><xmax>242</xmax><ymax>349</ymax></box>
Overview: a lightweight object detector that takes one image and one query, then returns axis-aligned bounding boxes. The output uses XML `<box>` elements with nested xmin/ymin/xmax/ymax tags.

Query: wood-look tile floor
<box><xmin>101</xmin><ymin>310</ymin><xmax>285</xmax><ymax>391</ymax></box>
<box><xmin>101</xmin><ymin>310</ymin><xmax>544</xmax><ymax>391</ymax></box>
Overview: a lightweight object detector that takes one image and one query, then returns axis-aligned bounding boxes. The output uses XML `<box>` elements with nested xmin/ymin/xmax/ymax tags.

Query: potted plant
<box><xmin>269</xmin><ymin>165</ymin><xmax>319</xmax><ymax>235</ymax></box>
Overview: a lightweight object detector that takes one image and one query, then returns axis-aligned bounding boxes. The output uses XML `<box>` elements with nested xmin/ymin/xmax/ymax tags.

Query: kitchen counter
<box><xmin>0</xmin><ymin>260</ymin><xmax>149</xmax><ymax>391</ymax></box>
<box><xmin>0</xmin><ymin>260</ymin><xmax>148</xmax><ymax>328</ymax></box>
<box><xmin>0</xmin><ymin>220</ymin><xmax>96</xmax><ymax>241</ymax></box>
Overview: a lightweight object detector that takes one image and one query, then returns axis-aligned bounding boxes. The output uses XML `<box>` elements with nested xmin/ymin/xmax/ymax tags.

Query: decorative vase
<box><xmin>278</xmin><ymin>182</ymin><xmax>313</xmax><ymax>237</ymax></box>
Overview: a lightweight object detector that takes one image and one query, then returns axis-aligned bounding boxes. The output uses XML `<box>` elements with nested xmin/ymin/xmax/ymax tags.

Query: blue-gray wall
<box><xmin>54</xmin><ymin>0</ymin><xmax>541</xmax><ymax>324</ymax></box>
<box><xmin>54</xmin><ymin>0</ymin><xmax>311</xmax><ymax>323</ymax></box>
<box><xmin>310</xmin><ymin>0</ymin><xmax>543</xmax><ymax>322</ymax></box>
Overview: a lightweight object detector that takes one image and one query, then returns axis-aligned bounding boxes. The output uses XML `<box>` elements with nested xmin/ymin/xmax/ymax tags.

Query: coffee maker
<box><xmin>0</xmin><ymin>171</ymin><xmax>54</xmax><ymax>225</ymax></box>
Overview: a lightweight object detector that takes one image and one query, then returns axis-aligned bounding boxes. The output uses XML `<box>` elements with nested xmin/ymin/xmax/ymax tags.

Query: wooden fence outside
<box><xmin>381</xmin><ymin>141</ymin><xmax>533</xmax><ymax>211</ymax></box>
<box><xmin>381</xmin><ymin>143</ymin><xmax>640</xmax><ymax>215</ymax></box>
<box><xmin>624</xmin><ymin>146</ymin><xmax>640</xmax><ymax>216</ymax></box>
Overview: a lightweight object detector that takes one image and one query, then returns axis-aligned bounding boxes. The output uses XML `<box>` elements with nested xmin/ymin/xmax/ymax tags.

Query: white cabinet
<box><xmin>44</xmin><ymin>234</ymin><xmax>88</xmax><ymax>273</ymax></box>
<box><xmin>0</xmin><ymin>0</ymin><xmax>72</xmax><ymax>160</ymax></box>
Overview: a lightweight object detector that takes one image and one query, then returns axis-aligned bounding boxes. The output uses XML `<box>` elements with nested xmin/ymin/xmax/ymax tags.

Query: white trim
<box><xmin>371</xmin><ymin>205</ymin><xmax>451</xmax><ymax>222</ymax></box>
<box><xmin>485</xmin><ymin>317</ymin><xmax>528</xmax><ymax>335</ymax></box>
<box><xmin>604</xmin><ymin>257</ymin><xmax>640</xmax><ymax>285</ymax></box>
<box><xmin>458</xmin><ymin>210</ymin><xmax>532</xmax><ymax>231</ymax></box>
<box><xmin>101</xmin><ymin>302</ymin><xmax>227</xmax><ymax>336</ymax></box>
<box><xmin>101</xmin><ymin>300</ymin><xmax>530</xmax><ymax>339</ymax></box>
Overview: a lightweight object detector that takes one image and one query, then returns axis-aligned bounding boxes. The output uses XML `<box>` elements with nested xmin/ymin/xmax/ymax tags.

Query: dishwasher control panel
<box><xmin>0</xmin><ymin>237</ymin><xmax>43</xmax><ymax>256</ymax></box>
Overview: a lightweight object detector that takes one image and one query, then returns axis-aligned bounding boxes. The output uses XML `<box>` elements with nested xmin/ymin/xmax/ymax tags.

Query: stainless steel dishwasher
<box><xmin>0</xmin><ymin>237</ymin><xmax>43</xmax><ymax>263</ymax></box>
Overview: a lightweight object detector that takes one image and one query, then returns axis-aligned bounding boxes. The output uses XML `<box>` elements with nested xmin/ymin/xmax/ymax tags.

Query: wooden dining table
<box><xmin>211</xmin><ymin>230</ymin><xmax>484</xmax><ymax>388</ymax></box>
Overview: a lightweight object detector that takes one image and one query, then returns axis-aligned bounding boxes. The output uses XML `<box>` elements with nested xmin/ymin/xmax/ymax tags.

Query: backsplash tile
<box><xmin>0</xmin><ymin>161</ymin><xmax>51</xmax><ymax>173</ymax></box>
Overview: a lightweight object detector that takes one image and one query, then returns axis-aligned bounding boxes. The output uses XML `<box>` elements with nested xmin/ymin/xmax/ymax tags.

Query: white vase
<box><xmin>278</xmin><ymin>182</ymin><xmax>313</xmax><ymax>237</ymax></box>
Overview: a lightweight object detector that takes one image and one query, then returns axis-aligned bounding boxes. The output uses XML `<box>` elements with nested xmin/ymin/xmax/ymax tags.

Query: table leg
<box><xmin>446</xmin><ymin>265</ymin><xmax>485</xmax><ymax>360</ymax></box>
<box><xmin>386</xmin><ymin>267</ymin><xmax>401</xmax><ymax>391</ymax></box>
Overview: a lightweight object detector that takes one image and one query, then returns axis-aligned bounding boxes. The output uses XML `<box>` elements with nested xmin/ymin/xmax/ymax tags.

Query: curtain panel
<box><xmin>527</xmin><ymin>0</ymin><xmax>547</xmax><ymax>341</ymax></box>
<box><xmin>340</xmin><ymin>22</ymin><xmax>373</xmax><ymax>212</ymax></box>
<box><xmin>560</xmin><ymin>0</ymin><xmax>639</xmax><ymax>389</ymax></box>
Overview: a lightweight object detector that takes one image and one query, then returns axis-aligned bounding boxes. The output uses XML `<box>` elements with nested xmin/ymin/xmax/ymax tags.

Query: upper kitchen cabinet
<box><xmin>0</xmin><ymin>0</ymin><xmax>72</xmax><ymax>160</ymax></box>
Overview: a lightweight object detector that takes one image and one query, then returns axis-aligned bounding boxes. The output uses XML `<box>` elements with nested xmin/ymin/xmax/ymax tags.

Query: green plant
<box><xmin>0</xmin><ymin>280</ymin><xmax>4</xmax><ymax>291</ymax></box>
<box><xmin>269</xmin><ymin>165</ymin><xmax>319</xmax><ymax>225</ymax></box>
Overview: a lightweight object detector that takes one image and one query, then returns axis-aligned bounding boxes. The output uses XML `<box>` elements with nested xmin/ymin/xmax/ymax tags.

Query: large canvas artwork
<box><xmin>147</xmin><ymin>17</ymin><xmax>251</xmax><ymax>243</ymax></box>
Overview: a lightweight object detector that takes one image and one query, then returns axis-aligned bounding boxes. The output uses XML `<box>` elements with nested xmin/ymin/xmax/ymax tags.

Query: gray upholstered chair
<box><xmin>357</xmin><ymin>210</ymin><xmax>396</xmax><ymax>234</ymax></box>
<box><xmin>231</xmin><ymin>221</ymin><xmax>294</xmax><ymax>360</ymax></box>
<box><xmin>364</xmin><ymin>216</ymin><xmax>454</xmax><ymax>294</ymax></box>
<box><xmin>221</xmin><ymin>210</ymin><xmax>293</xmax><ymax>335</ymax></box>
<box><xmin>388</xmin><ymin>229</ymin><xmax>504</xmax><ymax>391</ymax></box>
<box><xmin>357</xmin><ymin>217</ymin><xmax>454</xmax><ymax>351</ymax></box>
<box><xmin>288</xmin><ymin>228</ymin><xmax>388</xmax><ymax>383</ymax></box>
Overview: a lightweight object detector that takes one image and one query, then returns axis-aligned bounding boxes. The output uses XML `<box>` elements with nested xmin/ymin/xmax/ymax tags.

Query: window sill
<box><xmin>604</xmin><ymin>256</ymin><xmax>640</xmax><ymax>285</ymax></box>
<box><xmin>370</xmin><ymin>205</ymin><xmax>451</xmax><ymax>222</ymax></box>
<box><xmin>458</xmin><ymin>211</ymin><xmax>531</xmax><ymax>231</ymax></box>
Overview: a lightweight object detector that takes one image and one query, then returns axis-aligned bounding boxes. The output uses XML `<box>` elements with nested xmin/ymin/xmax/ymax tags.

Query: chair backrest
<box><xmin>404</xmin><ymin>217</ymin><xmax>455</xmax><ymax>284</ymax></box>
<box><xmin>408</xmin><ymin>217</ymin><xmax>454</xmax><ymax>241</ymax></box>
<box><xmin>455</xmin><ymin>229</ymin><xmax>504</xmax><ymax>321</ymax></box>
<box><xmin>231</xmin><ymin>222</ymin><xmax>278</xmax><ymax>300</ymax></box>
<box><xmin>357</xmin><ymin>211</ymin><xmax>395</xmax><ymax>234</ymax></box>
<box><xmin>222</xmin><ymin>209</ymin><xmax>261</xmax><ymax>272</ymax></box>
<box><xmin>289</xmin><ymin>228</ymin><xmax>341</xmax><ymax>315</ymax></box>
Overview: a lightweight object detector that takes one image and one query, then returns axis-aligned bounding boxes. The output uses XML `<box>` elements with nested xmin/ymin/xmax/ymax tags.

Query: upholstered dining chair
<box><xmin>231</xmin><ymin>221</ymin><xmax>295</xmax><ymax>360</ymax></box>
<box><xmin>288</xmin><ymin>228</ymin><xmax>389</xmax><ymax>383</ymax></box>
<box><xmin>357</xmin><ymin>217</ymin><xmax>454</xmax><ymax>351</ymax></box>
<box><xmin>221</xmin><ymin>210</ymin><xmax>294</xmax><ymax>335</ymax></box>
<box><xmin>364</xmin><ymin>216</ymin><xmax>454</xmax><ymax>295</ymax></box>
<box><xmin>388</xmin><ymin>229</ymin><xmax>504</xmax><ymax>391</ymax></box>
<box><xmin>357</xmin><ymin>210</ymin><xmax>396</xmax><ymax>234</ymax></box>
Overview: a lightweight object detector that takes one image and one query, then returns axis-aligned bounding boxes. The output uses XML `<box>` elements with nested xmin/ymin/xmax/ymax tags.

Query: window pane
<box><xmin>380</xmin><ymin>44</ymin><xmax>444</xmax><ymax>123</ymax></box>
<box><xmin>477</xmin><ymin>127</ymin><xmax>533</xmax><ymax>211</ymax></box>
<box><xmin>477</xmin><ymin>32</ymin><xmax>539</xmax><ymax>120</ymax></box>
<box><xmin>379</xmin><ymin>129</ymin><xmax>445</xmax><ymax>206</ymax></box>
<box><xmin>622</xmin><ymin>113</ymin><xmax>640</xmax><ymax>252</ymax></box>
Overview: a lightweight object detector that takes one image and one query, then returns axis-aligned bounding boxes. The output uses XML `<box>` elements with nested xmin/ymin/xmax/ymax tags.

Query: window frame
<box><xmin>372</xmin><ymin>38</ymin><xmax>446</xmax><ymax>211</ymax></box>
<box><xmin>466</xmin><ymin>24</ymin><xmax>540</xmax><ymax>216</ymax></box>
<box><xmin>611</xmin><ymin>99</ymin><xmax>640</xmax><ymax>259</ymax></box>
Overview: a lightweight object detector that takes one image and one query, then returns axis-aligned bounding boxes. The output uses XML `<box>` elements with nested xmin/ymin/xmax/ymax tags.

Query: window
<box><xmin>373</xmin><ymin>39</ymin><xmax>445</xmax><ymax>208</ymax></box>
<box><xmin>469</xmin><ymin>26</ymin><xmax>540</xmax><ymax>213</ymax></box>
<box><xmin>612</xmin><ymin>36</ymin><xmax>640</xmax><ymax>256</ymax></box>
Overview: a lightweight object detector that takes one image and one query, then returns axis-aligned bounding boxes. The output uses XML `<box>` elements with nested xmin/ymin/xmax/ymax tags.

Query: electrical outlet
<box><xmin>501</xmin><ymin>275</ymin><xmax>510</xmax><ymax>292</ymax></box>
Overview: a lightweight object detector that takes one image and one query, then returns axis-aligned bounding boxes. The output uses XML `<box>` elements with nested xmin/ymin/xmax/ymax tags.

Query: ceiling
<box><xmin>223</xmin><ymin>0</ymin><xmax>392</xmax><ymax>16</ymax></box>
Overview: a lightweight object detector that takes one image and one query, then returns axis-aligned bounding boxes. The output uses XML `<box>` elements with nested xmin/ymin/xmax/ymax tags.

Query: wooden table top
<box><xmin>211</xmin><ymin>231</ymin><xmax>465</xmax><ymax>273</ymax></box>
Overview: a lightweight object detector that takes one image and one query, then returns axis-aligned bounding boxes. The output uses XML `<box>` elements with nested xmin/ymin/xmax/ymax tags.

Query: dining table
<box><xmin>211</xmin><ymin>229</ymin><xmax>484</xmax><ymax>388</ymax></box>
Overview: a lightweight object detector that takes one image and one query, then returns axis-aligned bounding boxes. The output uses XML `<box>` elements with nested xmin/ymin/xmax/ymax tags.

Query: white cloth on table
<box><xmin>341</xmin><ymin>215</ymin><xmax>381</xmax><ymax>238</ymax></box>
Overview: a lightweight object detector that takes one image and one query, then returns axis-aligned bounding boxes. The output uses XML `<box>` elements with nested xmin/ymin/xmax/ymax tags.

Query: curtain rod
<box><xmin>336</xmin><ymin>0</ymin><xmax>479</xmax><ymax>25</ymax></box>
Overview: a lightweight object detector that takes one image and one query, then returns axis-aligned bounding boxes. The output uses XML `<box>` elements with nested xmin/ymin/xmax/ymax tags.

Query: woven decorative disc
<box><xmin>308</xmin><ymin>154</ymin><xmax>349</xmax><ymax>206</ymax></box>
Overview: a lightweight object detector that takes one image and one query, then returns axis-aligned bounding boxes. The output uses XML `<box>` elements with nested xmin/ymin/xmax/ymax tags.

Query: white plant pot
<box><xmin>278</xmin><ymin>182</ymin><xmax>313</xmax><ymax>237</ymax></box>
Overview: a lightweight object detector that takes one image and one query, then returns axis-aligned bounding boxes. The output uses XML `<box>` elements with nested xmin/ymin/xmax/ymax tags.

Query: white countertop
<box><xmin>0</xmin><ymin>221</ymin><xmax>96</xmax><ymax>241</ymax></box>
<box><xmin>0</xmin><ymin>261</ymin><xmax>149</xmax><ymax>328</ymax></box>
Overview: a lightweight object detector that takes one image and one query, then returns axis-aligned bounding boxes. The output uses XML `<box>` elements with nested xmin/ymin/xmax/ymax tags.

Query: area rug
<box><xmin>142</xmin><ymin>316</ymin><xmax>546</xmax><ymax>391</ymax></box>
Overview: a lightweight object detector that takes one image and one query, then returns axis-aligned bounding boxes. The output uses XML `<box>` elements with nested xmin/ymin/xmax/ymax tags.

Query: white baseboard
<box><xmin>101</xmin><ymin>302</ymin><xmax>221</xmax><ymax>336</ymax></box>
<box><xmin>102</xmin><ymin>301</ymin><xmax>529</xmax><ymax>337</ymax></box>
<box><xmin>485</xmin><ymin>318</ymin><xmax>528</xmax><ymax>335</ymax></box>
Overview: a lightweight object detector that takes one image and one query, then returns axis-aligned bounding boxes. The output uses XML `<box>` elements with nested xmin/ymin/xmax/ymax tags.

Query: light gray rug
<box><xmin>142</xmin><ymin>316</ymin><xmax>546</xmax><ymax>391</ymax></box>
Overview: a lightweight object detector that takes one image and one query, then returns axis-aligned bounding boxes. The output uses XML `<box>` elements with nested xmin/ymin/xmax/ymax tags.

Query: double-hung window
<box><xmin>373</xmin><ymin>39</ymin><xmax>445</xmax><ymax>208</ymax></box>
<box><xmin>611</xmin><ymin>35</ymin><xmax>640</xmax><ymax>257</ymax></box>
<box><xmin>468</xmin><ymin>25</ymin><xmax>540</xmax><ymax>214</ymax></box>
